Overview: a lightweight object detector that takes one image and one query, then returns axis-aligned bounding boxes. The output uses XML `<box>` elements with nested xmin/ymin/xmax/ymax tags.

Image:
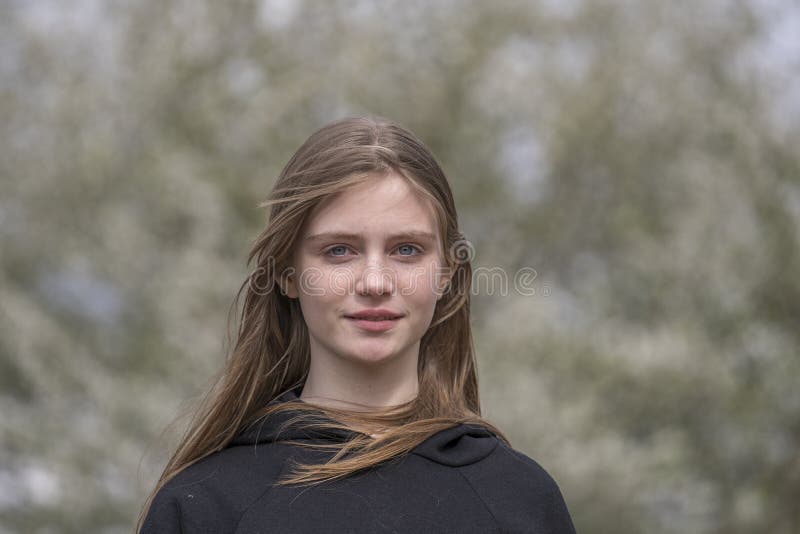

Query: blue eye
<box><xmin>397</xmin><ymin>244</ymin><xmax>422</xmax><ymax>256</ymax></box>
<box><xmin>326</xmin><ymin>245</ymin><xmax>350</xmax><ymax>257</ymax></box>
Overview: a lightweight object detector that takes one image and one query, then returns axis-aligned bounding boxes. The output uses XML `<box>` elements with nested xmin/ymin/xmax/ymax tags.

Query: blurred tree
<box><xmin>0</xmin><ymin>0</ymin><xmax>797</xmax><ymax>532</ymax></box>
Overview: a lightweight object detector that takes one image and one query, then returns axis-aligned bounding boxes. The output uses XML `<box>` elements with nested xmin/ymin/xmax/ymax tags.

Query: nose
<box><xmin>354</xmin><ymin>258</ymin><xmax>396</xmax><ymax>296</ymax></box>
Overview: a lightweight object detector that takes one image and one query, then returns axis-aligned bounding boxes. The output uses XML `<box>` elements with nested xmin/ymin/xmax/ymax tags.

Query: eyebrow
<box><xmin>304</xmin><ymin>231</ymin><xmax>438</xmax><ymax>243</ymax></box>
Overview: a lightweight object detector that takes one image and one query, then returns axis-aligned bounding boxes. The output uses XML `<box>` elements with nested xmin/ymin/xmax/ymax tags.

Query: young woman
<box><xmin>138</xmin><ymin>116</ymin><xmax>576</xmax><ymax>533</ymax></box>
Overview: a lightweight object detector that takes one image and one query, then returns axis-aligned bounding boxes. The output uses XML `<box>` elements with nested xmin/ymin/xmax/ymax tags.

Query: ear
<box><xmin>435</xmin><ymin>265</ymin><xmax>455</xmax><ymax>300</ymax></box>
<box><xmin>279</xmin><ymin>267</ymin><xmax>299</xmax><ymax>299</ymax></box>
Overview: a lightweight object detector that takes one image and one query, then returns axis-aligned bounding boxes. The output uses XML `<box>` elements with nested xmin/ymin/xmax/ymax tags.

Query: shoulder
<box><xmin>458</xmin><ymin>440</ymin><xmax>577</xmax><ymax>534</ymax></box>
<box><xmin>140</xmin><ymin>443</ymin><xmax>290</xmax><ymax>534</ymax></box>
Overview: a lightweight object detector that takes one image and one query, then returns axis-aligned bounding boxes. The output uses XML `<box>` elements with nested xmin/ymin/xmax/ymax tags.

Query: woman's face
<box><xmin>284</xmin><ymin>170</ymin><xmax>450</xmax><ymax>367</ymax></box>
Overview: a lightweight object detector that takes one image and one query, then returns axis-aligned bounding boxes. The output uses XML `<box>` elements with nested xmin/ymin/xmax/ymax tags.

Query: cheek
<box><xmin>325</xmin><ymin>267</ymin><xmax>358</xmax><ymax>295</ymax></box>
<box><xmin>297</xmin><ymin>268</ymin><xmax>350</xmax><ymax>319</ymax></box>
<box><xmin>399</xmin><ymin>264</ymin><xmax>442</xmax><ymax>302</ymax></box>
<box><xmin>295</xmin><ymin>262</ymin><xmax>350</xmax><ymax>296</ymax></box>
<box><xmin>297</xmin><ymin>293</ymin><xmax>342</xmax><ymax>339</ymax></box>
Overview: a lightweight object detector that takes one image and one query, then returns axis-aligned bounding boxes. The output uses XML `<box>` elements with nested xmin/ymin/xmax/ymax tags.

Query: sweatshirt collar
<box><xmin>230</xmin><ymin>385</ymin><xmax>499</xmax><ymax>467</ymax></box>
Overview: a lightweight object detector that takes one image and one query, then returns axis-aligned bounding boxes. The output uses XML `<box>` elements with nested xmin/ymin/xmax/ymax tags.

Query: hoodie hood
<box><xmin>229</xmin><ymin>385</ymin><xmax>499</xmax><ymax>467</ymax></box>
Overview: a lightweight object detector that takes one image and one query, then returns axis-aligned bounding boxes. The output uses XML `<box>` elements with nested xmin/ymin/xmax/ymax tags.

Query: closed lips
<box><xmin>345</xmin><ymin>311</ymin><xmax>403</xmax><ymax>320</ymax></box>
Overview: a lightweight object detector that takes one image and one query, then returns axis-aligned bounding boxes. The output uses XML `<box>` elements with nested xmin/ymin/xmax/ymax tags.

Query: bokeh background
<box><xmin>2</xmin><ymin>1</ymin><xmax>799</xmax><ymax>532</ymax></box>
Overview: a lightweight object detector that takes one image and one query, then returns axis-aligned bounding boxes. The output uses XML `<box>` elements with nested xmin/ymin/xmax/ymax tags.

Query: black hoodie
<box><xmin>141</xmin><ymin>385</ymin><xmax>577</xmax><ymax>533</ymax></box>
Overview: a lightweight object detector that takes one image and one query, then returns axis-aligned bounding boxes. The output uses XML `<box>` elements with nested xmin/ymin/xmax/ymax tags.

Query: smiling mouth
<box><xmin>344</xmin><ymin>316</ymin><xmax>402</xmax><ymax>331</ymax></box>
<box><xmin>345</xmin><ymin>316</ymin><xmax>401</xmax><ymax>321</ymax></box>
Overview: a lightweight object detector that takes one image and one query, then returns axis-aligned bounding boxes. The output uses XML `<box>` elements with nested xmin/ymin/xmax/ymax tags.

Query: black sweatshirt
<box><xmin>141</xmin><ymin>386</ymin><xmax>577</xmax><ymax>533</ymax></box>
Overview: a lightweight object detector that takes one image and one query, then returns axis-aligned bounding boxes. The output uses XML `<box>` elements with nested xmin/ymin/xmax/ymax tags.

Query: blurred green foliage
<box><xmin>1</xmin><ymin>1</ymin><xmax>798</xmax><ymax>532</ymax></box>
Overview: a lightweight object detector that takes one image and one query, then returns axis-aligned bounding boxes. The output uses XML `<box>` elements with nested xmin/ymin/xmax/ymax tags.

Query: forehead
<box><xmin>302</xmin><ymin>171</ymin><xmax>440</xmax><ymax>237</ymax></box>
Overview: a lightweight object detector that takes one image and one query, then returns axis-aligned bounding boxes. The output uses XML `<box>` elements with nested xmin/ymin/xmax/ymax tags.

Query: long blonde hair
<box><xmin>137</xmin><ymin>115</ymin><xmax>509</xmax><ymax>530</ymax></box>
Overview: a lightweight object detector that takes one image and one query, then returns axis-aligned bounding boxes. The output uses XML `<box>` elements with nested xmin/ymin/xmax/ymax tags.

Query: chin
<box><xmin>343</xmin><ymin>344</ymin><xmax>400</xmax><ymax>364</ymax></box>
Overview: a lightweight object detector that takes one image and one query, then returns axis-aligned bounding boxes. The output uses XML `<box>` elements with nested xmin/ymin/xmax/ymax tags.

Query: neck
<box><xmin>299</xmin><ymin>342</ymin><xmax>420</xmax><ymax>411</ymax></box>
